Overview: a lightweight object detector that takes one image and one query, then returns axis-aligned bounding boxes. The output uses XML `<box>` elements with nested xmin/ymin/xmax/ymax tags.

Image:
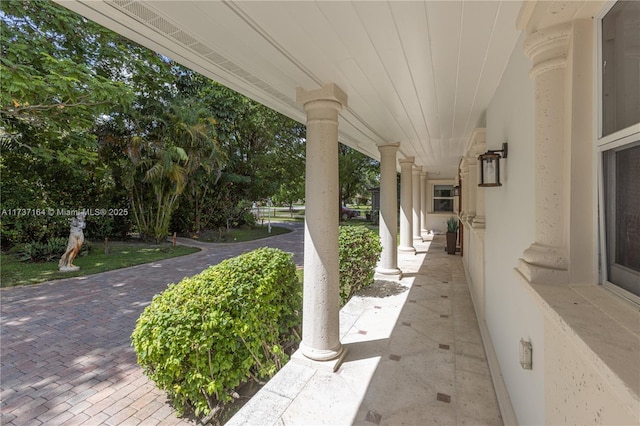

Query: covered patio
<box><xmin>228</xmin><ymin>235</ymin><xmax>501</xmax><ymax>425</ymax></box>
<box><xmin>52</xmin><ymin>1</ymin><xmax>640</xmax><ymax>424</ymax></box>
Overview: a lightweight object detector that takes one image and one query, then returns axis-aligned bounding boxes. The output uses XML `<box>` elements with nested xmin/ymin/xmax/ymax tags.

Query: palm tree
<box><xmin>123</xmin><ymin>97</ymin><xmax>224</xmax><ymax>242</ymax></box>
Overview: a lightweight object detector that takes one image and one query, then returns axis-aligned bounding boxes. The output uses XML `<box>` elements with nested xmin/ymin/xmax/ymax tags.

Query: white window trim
<box><xmin>595</xmin><ymin>0</ymin><xmax>640</xmax><ymax>305</ymax></box>
<box><xmin>432</xmin><ymin>183</ymin><xmax>454</xmax><ymax>213</ymax></box>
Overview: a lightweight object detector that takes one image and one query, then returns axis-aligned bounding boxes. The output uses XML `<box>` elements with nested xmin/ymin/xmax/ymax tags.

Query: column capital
<box><xmin>296</xmin><ymin>83</ymin><xmax>348</xmax><ymax>109</ymax></box>
<box><xmin>466</xmin><ymin>155</ymin><xmax>478</xmax><ymax>166</ymax></box>
<box><xmin>412</xmin><ymin>166</ymin><xmax>422</xmax><ymax>175</ymax></box>
<box><xmin>398</xmin><ymin>157</ymin><xmax>415</xmax><ymax>166</ymax></box>
<box><xmin>378</xmin><ymin>141</ymin><xmax>400</xmax><ymax>149</ymax></box>
<box><xmin>524</xmin><ymin>23</ymin><xmax>571</xmax><ymax>79</ymax></box>
<box><xmin>420</xmin><ymin>170</ymin><xmax>427</xmax><ymax>178</ymax></box>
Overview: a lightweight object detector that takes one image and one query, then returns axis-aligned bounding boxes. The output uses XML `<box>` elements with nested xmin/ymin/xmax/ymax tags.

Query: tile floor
<box><xmin>228</xmin><ymin>236</ymin><xmax>502</xmax><ymax>426</ymax></box>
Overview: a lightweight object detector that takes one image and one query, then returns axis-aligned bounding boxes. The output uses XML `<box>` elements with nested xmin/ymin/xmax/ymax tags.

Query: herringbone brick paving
<box><xmin>1</xmin><ymin>223</ymin><xmax>304</xmax><ymax>425</ymax></box>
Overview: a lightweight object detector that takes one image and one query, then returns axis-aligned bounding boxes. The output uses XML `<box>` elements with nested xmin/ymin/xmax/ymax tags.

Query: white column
<box><xmin>398</xmin><ymin>157</ymin><xmax>415</xmax><ymax>253</ymax></box>
<box><xmin>296</xmin><ymin>83</ymin><xmax>347</xmax><ymax>363</ymax></box>
<box><xmin>412</xmin><ymin>167</ymin><xmax>422</xmax><ymax>241</ymax></box>
<box><xmin>460</xmin><ymin>159</ymin><xmax>469</xmax><ymax>221</ymax></box>
<box><xmin>472</xmin><ymin>139</ymin><xmax>486</xmax><ymax>228</ymax></box>
<box><xmin>375</xmin><ymin>143</ymin><xmax>402</xmax><ymax>280</ymax></box>
<box><xmin>420</xmin><ymin>170</ymin><xmax>428</xmax><ymax>234</ymax></box>
<box><xmin>518</xmin><ymin>24</ymin><xmax>571</xmax><ymax>284</ymax></box>
<box><xmin>466</xmin><ymin>157</ymin><xmax>477</xmax><ymax>222</ymax></box>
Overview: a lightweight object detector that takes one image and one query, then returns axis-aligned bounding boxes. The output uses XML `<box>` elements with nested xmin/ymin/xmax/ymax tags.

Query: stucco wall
<box><xmin>484</xmin><ymin>33</ymin><xmax>546</xmax><ymax>425</ymax></box>
<box><xmin>544</xmin><ymin>316</ymin><xmax>638</xmax><ymax>425</ymax></box>
<box><xmin>464</xmin><ymin>226</ymin><xmax>485</xmax><ymax>321</ymax></box>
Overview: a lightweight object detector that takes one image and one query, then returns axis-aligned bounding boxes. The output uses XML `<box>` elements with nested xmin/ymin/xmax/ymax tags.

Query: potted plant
<box><xmin>445</xmin><ymin>217</ymin><xmax>459</xmax><ymax>255</ymax></box>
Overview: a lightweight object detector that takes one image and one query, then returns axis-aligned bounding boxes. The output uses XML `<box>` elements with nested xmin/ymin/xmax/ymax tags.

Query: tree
<box><xmin>0</xmin><ymin>0</ymin><xmax>140</xmax><ymax>160</ymax></box>
<box><xmin>338</xmin><ymin>144</ymin><xmax>379</xmax><ymax>206</ymax></box>
<box><xmin>172</xmin><ymin>79</ymin><xmax>307</xmax><ymax>233</ymax></box>
<box><xmin>0</xmin><ymin>0</ymin><xmax>170</xmax><ymax>246</ymax></box>
<box><xmin>101</xmin><ymin>94</ymin><xmax>224</xmax><ymax>243</ymax></box>
<box><xmin>1</xmin><ymin>0</ymin><xmax>308</xmax><ymax>246</ymax></box>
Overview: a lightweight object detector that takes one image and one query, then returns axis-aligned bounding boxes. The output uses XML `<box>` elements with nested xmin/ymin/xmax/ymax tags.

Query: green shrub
<box><xmin>15</xmin><ymin>237</ymin><xmax>92</xmax><ymax>262</ymax></box>
<box><xmin>130</xmin><ymin>247</ymin><xmax>301</xmax><ymax>418</ymax></box>
<box><xmin>338</xmin><ymin>225</ymin><xmax>382</xmax><ymax>305</ymax></box>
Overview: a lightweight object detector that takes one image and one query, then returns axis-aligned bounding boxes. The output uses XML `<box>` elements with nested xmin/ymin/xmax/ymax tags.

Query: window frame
<box><xmin>432</xmin><ymin>184</ymin><xmax>454</xmax><ymax>213</ymax></box>
<box><xmin>595</xmin><ymin>0</ymin><xmax>640</xmax><ymax>304</ymax></box>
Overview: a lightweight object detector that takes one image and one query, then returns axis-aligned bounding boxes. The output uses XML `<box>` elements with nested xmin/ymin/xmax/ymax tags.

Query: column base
<box><xmin>422</xmin><ymin>231</ymin><xmax>434</xmax><ymax>241</ymax></box>
<box><xmin>413</xmin><ymin>235</ymin><xmax>423</xmax><ymax>242</ymax></box>
<box><xmin>517</xmin><ymin>243</ymin><xmax>569</xmax><ymax>284</ymax></box>
<box><xmin>398</xmin><ymin>246</ymin><xmax>416</xmax><ymax>254</ymax></box>
<box><xmin>472</xmin><ymin>216</ymin><xmax>485</xmax><ymax>229</ymax></box>
<box><xmin>517</xmin><ymin>258</ymin><xmax>568</xmax><ymax>284</ymax></box>
<box><xmin>292</xmin><ymin>345</ymin><xmax>348</xmax><ymax>373</ymax></box>
<box><xmin>374</xmin><ymin>267</ymin><xmax>403</xmax><ymax>281</ymax></box>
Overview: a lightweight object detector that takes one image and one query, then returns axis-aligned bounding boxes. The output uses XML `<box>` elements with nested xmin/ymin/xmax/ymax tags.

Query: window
<box><xmin>602</xmin><ymin>1</ymin><xmax>640</xmax><ymax>137</ymax></box>
<box><xmin>598</xmin><ymin>0</ymin><xmax>640</xmax><ymax>300</ymax></box>
<box><xmin>433</xmin><ymin>185</ymin><xmax>454</xmax><ymax>212</ymax></box>
<box><xmin>603</xmin><ymin>143</ymin><xmax>640</xmax><ymax>296</ymax></box>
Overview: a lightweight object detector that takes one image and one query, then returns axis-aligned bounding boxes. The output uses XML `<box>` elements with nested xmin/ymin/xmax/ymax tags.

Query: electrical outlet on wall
<box><xmin>520</xmin><ymin>338</ymin><xmax>533</xmax><ymax>370</ymax></box>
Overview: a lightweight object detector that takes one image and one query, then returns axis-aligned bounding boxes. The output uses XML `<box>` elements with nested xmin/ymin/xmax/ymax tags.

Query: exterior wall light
<box><xmin>453</xmin><ymin>185</ymin><xmax>461</xmax><ymax>196</ymax></box>
<box><xmin>478</xmin><ymin>143</ymin><xmax>508</xmax><ymax>187</ymax></box>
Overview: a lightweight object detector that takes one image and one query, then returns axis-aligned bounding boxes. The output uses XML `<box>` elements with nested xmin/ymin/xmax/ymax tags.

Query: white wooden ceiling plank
<box><xmin>352</xmin><ymin>1</ymin><xmax>431</xmax><ymax>165</ymax></box>
<box><xmin>425</xmin><ymin>1</ymin><xmax>463</xmax><ymax>142</ymax></box>
<box><xmin>390</xmin><ymin>1</ymin><xmax>441</xmax><ymax>164</ymax></box>
<box><xmin>318</xmin><ymin>2</ymin><xmax>416</xmax><ymax>147</ymax></box>
<box><xmin>462</xmin><ymin>0</ymin><xmax>524</xmax><ymax>139</ymax></box>
<box><xmin>451</xmin><ymin>1</ymin><xmax>499</xmax><ymax>139</ymax></box>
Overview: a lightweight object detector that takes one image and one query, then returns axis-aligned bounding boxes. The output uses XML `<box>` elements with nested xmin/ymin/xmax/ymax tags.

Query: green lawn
<box><xmin>187</xmin><ymin>225</ymin><xmax>291</xmax><ymax>242</ymax></box>
<box><xmin>0</xmin><ymin>241</ymin><xmax>200</xmax><ymax>288</ymax></box>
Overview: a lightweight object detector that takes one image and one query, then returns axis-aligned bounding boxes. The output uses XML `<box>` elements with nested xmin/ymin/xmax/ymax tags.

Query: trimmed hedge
<box><xmin>338</xmin><ymin>225</ymin><xmax>382</xmax><ymax>305</ymax></box>
<box><xmin>130</xmin><ymin>247</ymin><xmax>301</xmax><ymax>418</ymax></box>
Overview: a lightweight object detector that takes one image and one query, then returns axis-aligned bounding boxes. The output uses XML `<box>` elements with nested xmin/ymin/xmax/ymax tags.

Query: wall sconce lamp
<box><xmin>453</xmin><ymin>185</ymin><xmax>461</xmax><ymax>196</ymax></box>
<box><xmin>478</xmin><ymin>143</ymin><xmax>508</xmax><ymax>187</ymax></box>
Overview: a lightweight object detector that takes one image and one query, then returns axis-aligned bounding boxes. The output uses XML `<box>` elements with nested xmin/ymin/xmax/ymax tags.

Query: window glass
<box><xmin>434</xmin><ymin>185</ymin><xmax>452</xmax><ymax>198</ymax></box>
<box><xmin>433</xmin><ymin>185</ymin><xmax>454</xmax><ymax>212</ymax></box>
<box><xmin>602</xmin><ymin>0</ymin><xmax>640</xmax><ymax>136</ymax></box>
<box><xmin>604</xmin><ymin>142</ymin><xmax>640</xmax><ymax>296</ymax></box>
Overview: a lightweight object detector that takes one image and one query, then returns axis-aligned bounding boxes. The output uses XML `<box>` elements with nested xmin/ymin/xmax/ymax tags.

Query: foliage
<box><xmin>338</xmin><ymin>225</ymin><xmax>382</xmax><ymax>305</ymax></box>
<box><xmin>0</xmin><ymin>1</ymin><xmax>307</xmax><ymax>247</ymax></box>
<box><xmin>14</xmin><ymin>237</ymin><xmax>91</xmax><ymax>263</ymax></box>
<box><xmin>0</xmin><ymin>0</ymin><xmax>138</xmax><ymax>163</ymax></box>
<box><xmin>0</xmin><ymin>0</ymin><xmax>145</xmax><ymax>246</ymax></box>
<box><xmin>172</xmin><ymin>81</ymin><xmax>307</xmax><ymax>234</ymax></box>
<box><xmin>339</xmin><ymin>144</ymin><xmax>379</xmax><ymax>206</ymax></box>
<box><xmin>130</xmin><ymin>248</ymin><xmax>301</xmax><ymax>419</ymax></box>
<box><xmin>446</xmin><ymin>217</ymin><xmax>459</xmax><ymax>233</ymax></box>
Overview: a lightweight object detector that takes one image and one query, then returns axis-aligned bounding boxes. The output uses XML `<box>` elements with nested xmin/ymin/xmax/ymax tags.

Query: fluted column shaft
<box><xmin>518</xmin><ymin>24</ymin><xmax>571</xmax><ymax>283</ymax></box>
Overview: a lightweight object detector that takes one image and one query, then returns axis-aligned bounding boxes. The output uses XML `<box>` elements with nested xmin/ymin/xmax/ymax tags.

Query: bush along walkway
<box><xmin>0</xmin><ymin>222</ymin><xmax>304</xmax><ymax>425</ymax></box>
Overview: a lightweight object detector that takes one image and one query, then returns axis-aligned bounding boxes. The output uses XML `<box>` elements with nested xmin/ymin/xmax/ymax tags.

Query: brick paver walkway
<box><xmin>0</xmin><ymin>222</ymin><xmax>304</xmax><ymax>425</ymax></box>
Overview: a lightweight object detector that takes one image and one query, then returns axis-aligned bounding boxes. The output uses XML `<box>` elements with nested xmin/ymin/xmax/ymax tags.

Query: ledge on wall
<box><xmin>516</xmin><ymin>273</ymin><xmax>640</xmax><ymax>422</ymax></box>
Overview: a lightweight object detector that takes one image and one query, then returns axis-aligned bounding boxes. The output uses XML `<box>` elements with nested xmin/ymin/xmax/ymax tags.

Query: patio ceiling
<box><xmin>56</xmin><ymin>0</ymin><xmax>523</xmax><ymax>178</ymax></box>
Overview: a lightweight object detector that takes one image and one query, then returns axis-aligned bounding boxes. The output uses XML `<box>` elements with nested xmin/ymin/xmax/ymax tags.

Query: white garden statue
<box><xmin>58</xmin><ymin>212</ymin><xmax>86</xmax><ymax>272</ymax></box>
